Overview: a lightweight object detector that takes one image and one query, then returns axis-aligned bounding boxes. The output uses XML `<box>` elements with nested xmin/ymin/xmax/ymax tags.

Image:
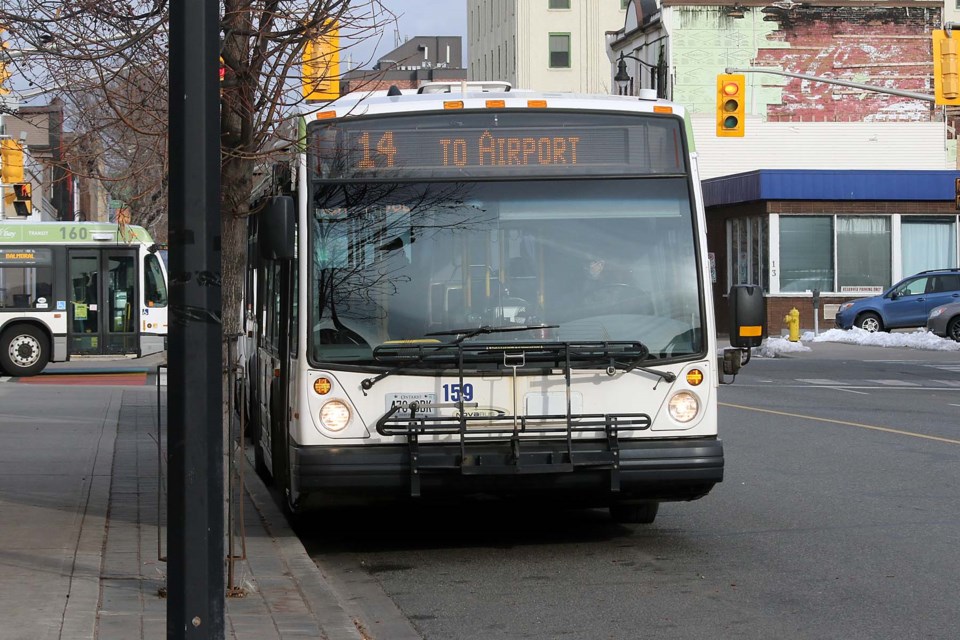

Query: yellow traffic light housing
<box><xmin>933</xmin><ymin>30</ymin><xmax>960</xmax><ymax>106</ymax></box>
<box><xmin>0</xmin><ymin>26</ymin><xmax>11</xmax><ymax>95</ymax></box>
<box><xmin>1</xmin><ymin>139</ymin><xmax>25</xmax><ymax>183</ymax></box>
<box><xmin>716</xmin><ymin>74</ymin><xmax>745</xmax><ymax>138</ymax></box>
<box><xmin>302</xmin><ymin>21</ymin><xmax>340</xmax><ymax>101</ymax></box>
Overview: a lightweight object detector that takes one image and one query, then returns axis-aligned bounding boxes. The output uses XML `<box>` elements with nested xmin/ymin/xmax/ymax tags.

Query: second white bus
<box><xmin>0</xmin><ymin>221</ymin><xmax>168</xmax><ymax>376</ymax></box>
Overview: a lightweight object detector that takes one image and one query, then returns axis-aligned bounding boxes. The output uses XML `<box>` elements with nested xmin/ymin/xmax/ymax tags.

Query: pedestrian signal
<box><xmin>11</xmin><ymin>183</ymin><xmax>31</xmax><ymax>216</ymax></box>
<box><xmin>13</xmin><ymin>182</ymin><xmax>30</xmax><ymax>201</ymax></box>
<box><xmin>716</xmin><ymin>74</ymin><xmax>745</xmax><ymax>138</ymax></box>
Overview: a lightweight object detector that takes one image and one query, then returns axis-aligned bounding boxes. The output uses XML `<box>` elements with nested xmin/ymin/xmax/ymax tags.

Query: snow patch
<box><xmin>748</xmin><ymin>328</ymin><xmax>960</xmax><ymax>357</ymax></box>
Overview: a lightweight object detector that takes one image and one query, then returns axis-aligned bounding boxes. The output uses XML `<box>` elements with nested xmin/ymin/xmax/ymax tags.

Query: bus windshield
<box><xmin>308</xmin><ymin>177</ymin><xmax>703</xmax><ymax>367</ymax></box>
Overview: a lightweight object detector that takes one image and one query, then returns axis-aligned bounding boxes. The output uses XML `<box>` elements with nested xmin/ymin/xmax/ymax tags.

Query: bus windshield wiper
<box><xmin>566</xmin><ymin>343</ymin><xmax>676</xmax><ymax>383</ymax></box>
<box><xmin>613</xmin><ymin>353</ymin><xmax>677</xmax><ymax>383</ymax></box>
<box><xmin>359</xmin><ymin>324</ymin><xmax>559</xmax><ymax>393</ymax></box>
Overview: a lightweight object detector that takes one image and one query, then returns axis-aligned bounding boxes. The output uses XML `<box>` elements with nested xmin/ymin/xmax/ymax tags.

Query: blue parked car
<box><xmin>835</xmin><ymin>268</ymin><xmax>960</xmax><ymax>332</ymax></box>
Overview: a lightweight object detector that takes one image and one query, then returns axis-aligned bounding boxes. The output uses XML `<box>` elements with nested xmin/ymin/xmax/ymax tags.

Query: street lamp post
<box><xmin>614</xmin><ymin>51</ymin><xmax>667</xmax><ymax>99</ymax></box>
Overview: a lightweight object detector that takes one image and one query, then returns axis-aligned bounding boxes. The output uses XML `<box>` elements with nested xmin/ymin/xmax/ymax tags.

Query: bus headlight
<box><xmin>668</xmin><ymin>391</ymin><xmax>700</xmax><ymax>423</ymax></box>
<box><xmin>319</xmin><ymin>400</ymin><xmax>351</xmax><ymax>431</ymax></box>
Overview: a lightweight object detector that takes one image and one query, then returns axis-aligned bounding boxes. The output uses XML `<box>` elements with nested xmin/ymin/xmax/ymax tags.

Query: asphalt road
<box><xmin>301</xmin><ymin>342</ymin><xmax>960</xmax><ymax>640</ymax></box>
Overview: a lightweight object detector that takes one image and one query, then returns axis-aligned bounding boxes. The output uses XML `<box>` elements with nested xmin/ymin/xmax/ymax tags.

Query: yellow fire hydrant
<box><xmin>784</xmin><ymin>308</ymin><xmax>800</xmax><ymax>342</ymax></box>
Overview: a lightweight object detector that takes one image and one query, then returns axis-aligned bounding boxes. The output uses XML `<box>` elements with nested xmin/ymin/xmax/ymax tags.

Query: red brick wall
<box><xmin>755</xmin><ymin>6</ymin><xmax>939</xmax><ymax>122</ymax></box>
<box><xmin>766</xmin><ymin>295</ymin><xmax>851</xmax><ymax>337</ymax></box>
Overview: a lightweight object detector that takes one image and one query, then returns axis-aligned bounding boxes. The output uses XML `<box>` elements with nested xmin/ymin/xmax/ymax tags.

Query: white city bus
<box><xmin>0</xmin><ymin>221</ymin><xmax>168</xmax><ymax>376</ymax></box>
<box><xmin>245</xmin><ymin>83</ymin><xmax>763</xmax><ymax>522</ymax></box>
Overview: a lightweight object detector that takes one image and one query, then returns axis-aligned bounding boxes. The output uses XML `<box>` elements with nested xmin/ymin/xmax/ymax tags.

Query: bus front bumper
<box><xmin>290</xmin><ymin>437</ymin><xmax>723</xmax><ymax>506</ymax></box>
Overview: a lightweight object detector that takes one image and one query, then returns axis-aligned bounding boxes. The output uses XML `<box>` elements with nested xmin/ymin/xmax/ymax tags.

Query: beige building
<box><xmin>1</xmin><ymin>100</ymin><xmax>111</xmax><ymax>221</ymax></box>
<box><xmin>468</xmin><ymin>0</ymin><xmax>628</xmax><ymax>92</ymax></box>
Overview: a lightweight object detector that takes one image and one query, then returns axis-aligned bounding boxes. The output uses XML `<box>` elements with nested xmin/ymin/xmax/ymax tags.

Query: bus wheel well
<box><xmin>0</xmin><ymin>321</ymin><xmax>52</xmax><ymax>377</ymax></box>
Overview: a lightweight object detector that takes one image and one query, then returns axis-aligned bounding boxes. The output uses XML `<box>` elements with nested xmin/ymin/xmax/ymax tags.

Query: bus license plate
<box><xmin>385</xmin><ymin>393</ymin><xmax>436</xmax><ymax>416</ymax></box>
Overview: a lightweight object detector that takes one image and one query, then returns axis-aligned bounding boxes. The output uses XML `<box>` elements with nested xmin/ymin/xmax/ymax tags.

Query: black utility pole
<box><xmin>168</xmin><ymin>0</ymin><xmax>224</xmax><ymax>638</ymax></box>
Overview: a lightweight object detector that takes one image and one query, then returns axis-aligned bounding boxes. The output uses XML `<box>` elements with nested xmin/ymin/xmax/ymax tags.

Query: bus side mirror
<box><xmin>728</xmin><ymin>284</ymin><xmax>766</xmax><ymax>349</ymax></box>
<box><xmin>259</xmin><ymin>196</ymin><xmax>296</xmax><ymax>260</ymax></box>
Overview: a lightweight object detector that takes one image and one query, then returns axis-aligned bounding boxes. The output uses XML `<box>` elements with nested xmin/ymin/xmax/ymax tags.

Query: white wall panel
<box><xmin>692</xmin><ymin>115</ymin><xmax>952</xmax><ymax>179</ymax></box>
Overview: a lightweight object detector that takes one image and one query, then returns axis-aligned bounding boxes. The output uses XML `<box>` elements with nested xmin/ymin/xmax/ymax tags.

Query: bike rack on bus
<box><xmin>374</xmin><ymin>341</ymin><xmax>653</xmax><ymax>497</ymax></box>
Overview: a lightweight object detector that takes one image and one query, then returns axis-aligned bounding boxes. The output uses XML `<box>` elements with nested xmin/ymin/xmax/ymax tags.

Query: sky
<box><xmin>345</xmin><ymin>0</ymin><xmax>469</xmax><ymax>70</ymax></box>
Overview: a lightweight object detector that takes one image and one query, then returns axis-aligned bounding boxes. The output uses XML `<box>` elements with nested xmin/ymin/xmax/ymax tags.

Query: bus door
<box><xmin>68</xmin><ymin>249</ymin><xmax>140</xmax><ymax>355</ymax></box>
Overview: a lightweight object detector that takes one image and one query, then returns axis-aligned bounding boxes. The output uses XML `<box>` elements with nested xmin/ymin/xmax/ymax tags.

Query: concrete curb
<box><xmin>60</xmin><ymin>390</ymin><xmax>122</xmax><ymax>640</ymax></box>
<box><xmin>241</xmin><ymin>456</ymin><xmax>364</xmax><ymax>640</ymax></box>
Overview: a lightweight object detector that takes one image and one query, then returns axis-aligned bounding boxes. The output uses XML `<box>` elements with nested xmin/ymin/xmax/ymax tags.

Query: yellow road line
<box><xmin>720</xmin><ymin>402</ymin><xmax>960</xmax><ymax>446</ymax></box>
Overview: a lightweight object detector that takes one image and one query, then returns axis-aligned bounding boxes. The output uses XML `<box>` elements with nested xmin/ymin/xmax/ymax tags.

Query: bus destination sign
<box><xmin>353</xmin><ymin>129</ymin><xmax>584</xmax><ymax>170</ymax></box>
<box><xmin>0</xmin><ymin>247</ymin><xmax>53</xmax><ymax>266</ymax></box>
<box><xmin>312</xmin><ymin>113</ymin><xmax>684</xmax><ymax>178</ymax></box>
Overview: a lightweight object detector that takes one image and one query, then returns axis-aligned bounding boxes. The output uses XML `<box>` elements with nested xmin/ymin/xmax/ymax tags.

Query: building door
<box><xmin>68</xmin><ymin>249</ymin><xmax>140</xmax><ymax>356</ymax></box>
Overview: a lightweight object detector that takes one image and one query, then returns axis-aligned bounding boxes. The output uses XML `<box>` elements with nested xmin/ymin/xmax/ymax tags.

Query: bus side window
<box><xmin>144</xmin><ymin>254</ymin><xmax>168</xmax><ymax>308</ymax></box>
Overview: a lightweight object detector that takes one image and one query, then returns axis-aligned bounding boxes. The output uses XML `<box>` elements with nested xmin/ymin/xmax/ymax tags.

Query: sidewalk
<box><xmin>0</xmin><ymin>371</ymin><xmax>365</xmax><ymax>640</ymax></box>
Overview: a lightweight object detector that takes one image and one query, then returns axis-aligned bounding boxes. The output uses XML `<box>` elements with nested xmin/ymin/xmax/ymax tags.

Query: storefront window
<box><xmin>837</xmin><ymin>216</ymin><xmax>890</xmax><ymax>290</ymax></box>
<box><xmin>780</xmin><ymin>216</ymin><xmax>833</xmax><ymax>292</ymax></box>
<box><xmin>751</xmin><ymin>217</ymin><xmax>768</xmax><ymax>289</ymax></box>
<box><xmin>902</xmin><ymin>217</ymin><xmax>958</xmax><ymax>276</ymax></box>
<box><xmin>729</xmin><ymin>216</ymin><xmax>768</xmax><ymax>291</ymax></box>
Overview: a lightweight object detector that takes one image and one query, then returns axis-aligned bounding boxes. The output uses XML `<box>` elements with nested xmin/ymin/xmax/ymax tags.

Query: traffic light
<box><xmin>0</xmin><ymin>26</ymin><xmax>10</xmax><ymax>95</ymax></box>
<box><xmin>716</xmin><ymin>73</ymin><xmax>745</xmax><ymax>138</ymax></box>
<box><xmin>933</xmin><ymin>30</ymin><xmax>960</xmax><ymax>106</ymax></box>
<box><xmin>302</xmin><ymin>20</ymin><xmax>340</xmax><ymax>101</ymax></box>
<box><xmin>1</xmin><ymin>138</ymin><xmax>24</xmax><ymax>183</ymax></box>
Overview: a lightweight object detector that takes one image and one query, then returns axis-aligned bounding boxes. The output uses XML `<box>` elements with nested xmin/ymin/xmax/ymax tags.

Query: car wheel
<box><xmin>610</xmin><ymin>501</ymin><xmax>659</xmax><ymax>524</ymax></box>
<box><xmin>856</xmin><ymin>312</ymin><xmax>882</xmax><ymax>333</ymax></box>
<box><xmin>948</xmin><ymin>317</ymin><xmax>960</xmax><ymax>343</ymax></box>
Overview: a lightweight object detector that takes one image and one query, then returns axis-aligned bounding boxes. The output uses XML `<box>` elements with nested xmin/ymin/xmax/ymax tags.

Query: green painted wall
<box><xmin>666</xmin><ymin>8</ymin><xmax>787</xmax><ymax>115</ymax></box>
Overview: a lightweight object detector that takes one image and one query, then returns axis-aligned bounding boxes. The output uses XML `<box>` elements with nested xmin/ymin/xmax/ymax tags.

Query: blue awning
<box><xmin>702</xmin><ymin>169</ymin><xmax>960</xmax><ymax>207</ymax></box>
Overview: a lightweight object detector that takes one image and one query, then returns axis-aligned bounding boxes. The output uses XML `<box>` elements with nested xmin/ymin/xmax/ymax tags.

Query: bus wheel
<box><xmin>610</xmin><ymin>501</ymin><xmax>659</xmax><ymax>524</ymax></box>
<box><xmin>1</xmin><ymin>325</ymin><xmax>49</xmax><ymax>377</ymax></box>
<box><xmin>253</xmin><ymin>436</ymin><xmax>270</xmax><ymax>483</ymax></box>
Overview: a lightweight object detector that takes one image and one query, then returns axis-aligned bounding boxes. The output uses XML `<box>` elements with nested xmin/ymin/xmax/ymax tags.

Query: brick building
<box><xmin>704</xmin><ymin>170</ymin><xmax>960</xmax><ymax>336</ymax></box>
<box><xmin>341</xmin><ymin>36</ymin><xmax>467</xmax><ymax>94</ymax></box>
<box><xmin>608</xmin><ymin>1</ymin><xmax>956</xmax><ymax>337</ymax></box>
